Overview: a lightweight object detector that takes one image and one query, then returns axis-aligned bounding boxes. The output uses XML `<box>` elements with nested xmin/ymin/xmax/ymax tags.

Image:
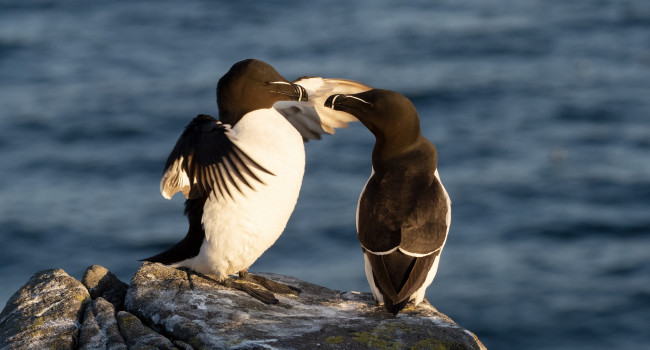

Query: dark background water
<box><xmin>2</xmin><ymin>1</ymin><xmax>649</xmax><ymax>349</ymax></box>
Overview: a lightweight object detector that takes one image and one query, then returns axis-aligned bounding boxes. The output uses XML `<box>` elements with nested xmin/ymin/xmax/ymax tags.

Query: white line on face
<box><xmin>346</xmin><ymin>95</ymin><xmax>372</xmax><ymax>105</ymax></box>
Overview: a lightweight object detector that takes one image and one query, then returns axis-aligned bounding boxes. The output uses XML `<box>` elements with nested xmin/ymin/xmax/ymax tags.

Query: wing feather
<box><xmin>394</xmin><ymin>253</ymin><xmax>436</xmax><ymax>303</ymax></box>
<box><xmin>230</xmin><ymin>147</ymin><xmax>265</xmax><ymax>185</ymax></box>
<box><xmin>366</xmin><ymin>250</ymin><xmax>437</xmax><ymax>313</ymax></box>
<box><xmin>160</xmin><ymin>114</ymin><xmax>273</xmax><ymax>201</ymax></box>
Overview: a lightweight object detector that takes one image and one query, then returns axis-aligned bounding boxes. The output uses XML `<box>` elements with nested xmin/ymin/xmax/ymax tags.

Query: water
<box><xmin>1</xmin><ymin>1</ymin><xmax>649</xmax><ymax>348</ymax></box>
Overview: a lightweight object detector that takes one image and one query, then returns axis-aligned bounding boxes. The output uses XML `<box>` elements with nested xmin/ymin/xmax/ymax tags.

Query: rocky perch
<box><xmin>0</xmin><ymin>263</ymin><xmax>485</xmax><ymax>349</ymax></box>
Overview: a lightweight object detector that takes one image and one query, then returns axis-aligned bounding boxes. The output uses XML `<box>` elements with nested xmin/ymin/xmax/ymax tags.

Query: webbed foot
<box><xmin>220</xmin><ymin>277</ymin><xmax>279</xmax><ymax>304</ymax></box>
<box><xmin>238</xmin><ymin>271</ymin><xmax>301</xmax><ymax>296</ymax></box>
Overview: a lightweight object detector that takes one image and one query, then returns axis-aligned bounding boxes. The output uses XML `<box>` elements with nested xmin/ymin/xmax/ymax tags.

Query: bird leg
<box><xmin>219</xmin><ymin>277</ymin><xmax>280</xmax><ymax>305</ymax></box>
<box><xmin>182</xmin><ymin>268</ymin><xmax>279</xmax><ymax>305</ymax></box>
<box><xmin>238</xmin><ymin>270</ymin><xmax>301</xmax><ymax>296</ymax></box>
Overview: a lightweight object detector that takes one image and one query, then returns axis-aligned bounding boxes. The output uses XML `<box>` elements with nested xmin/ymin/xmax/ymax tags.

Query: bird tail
<box><xmin>384</xmin><ymin>298</ymin><xmax>410</xmax><ymax>316</ymax></box>
<box><xmin>140</xmin><ymin>198</ymin><xmax>206</xmax><ymax>264</ymax></box>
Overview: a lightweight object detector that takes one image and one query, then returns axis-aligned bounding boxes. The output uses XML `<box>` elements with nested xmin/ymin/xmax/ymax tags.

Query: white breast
<box><xmin>175</xmin><ymin>108</ymin><xmax>305</xmax><ymax>279</ymax></box>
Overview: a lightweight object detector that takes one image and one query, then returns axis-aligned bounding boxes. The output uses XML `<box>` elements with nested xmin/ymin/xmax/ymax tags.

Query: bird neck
<box><xmin>371</xmin><ymin>136</ymin><xmax>437</xmax><ymax>174</ymax></box>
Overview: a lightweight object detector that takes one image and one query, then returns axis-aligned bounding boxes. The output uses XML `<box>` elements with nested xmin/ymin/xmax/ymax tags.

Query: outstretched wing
<box><xmin>160</xmin><ymin>114</ymin><xmax>273</xmax><ymax>201</ymax></box>
<box><xmin>273</xmin><ymin>77</ymin><xmax>372</xmax><ymax>141</ymax></box>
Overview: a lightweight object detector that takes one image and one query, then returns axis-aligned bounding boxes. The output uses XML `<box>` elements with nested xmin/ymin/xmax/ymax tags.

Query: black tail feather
<box><xmin>141</xmin><ymin>197</ymin><xmax>206</xmax><ymax>264</ymax></box>
<box><xmin>384</xmin><ymin>297</ymin><xmax>410</xmax><ymax>316</ymax></box>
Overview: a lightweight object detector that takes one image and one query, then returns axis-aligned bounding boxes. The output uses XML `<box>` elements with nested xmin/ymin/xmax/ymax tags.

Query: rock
<box><xmin>82</xmin><ymin>265</ymin><xmax>129</xmax><ymax>310</ymax></box>
<box><xmin>116</xmin><ymin>310</ymin><xmax>175</xmax><ymax>349</ymax></box>
<box><xmin>125</xmin><ymin>262</ymin><xmax>486</xmax><ymax>349</ymax></box>
<box><xmin>0</xmin><ymin>269</ymin><xmax>90</xmax><ymax>350</ymax></box>
<box><xmin>1</xmin><ymin>263</ymin><xmax>486</xmax><ymax>349</ymax></box>
<box><xmin>78</xmin><ymin>297</ymin><xmax>127</xmax><ymax>350</ymax></box>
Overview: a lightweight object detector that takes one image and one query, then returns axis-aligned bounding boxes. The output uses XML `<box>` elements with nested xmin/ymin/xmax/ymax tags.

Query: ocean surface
<box><xmin>1</xmin><ymin>1</ymin><xmax>649</xmax><ymax>348</ymax></box>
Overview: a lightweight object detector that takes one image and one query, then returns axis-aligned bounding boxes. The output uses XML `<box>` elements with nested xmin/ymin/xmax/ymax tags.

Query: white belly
<box><xmin>175</xmin><ymin>109</ymin><xmax>305</xmax><ymax>279</ymax></box>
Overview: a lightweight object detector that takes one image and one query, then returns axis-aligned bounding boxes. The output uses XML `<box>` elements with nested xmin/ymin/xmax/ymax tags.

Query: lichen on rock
<box><xmin>81</xmin><ymin>265</ymin><xmax>129</xmax><ymax>311</ymax></box>
<box><xmin>0</xmin><ymin>269</ymin><xmax>90</xmax><ymax>349</ymax></box>
<box><xmin>78</xmin><ymin>297</ymin><xmax>127</xmax><ymax>350</ymax></box>
<box><xmin>0</xmin><ymin>263</ymin><xmax>486</xmax><ymax>349</ymax></box>
<box><xmin>124</xmin><ymin>262</ymin><xmax>486</xmax><ymax>349</ymax></box>
<box><xmin>116</xmin><ymin>310</ymin><xmax>176</xmax><ymax>349</ymax></box>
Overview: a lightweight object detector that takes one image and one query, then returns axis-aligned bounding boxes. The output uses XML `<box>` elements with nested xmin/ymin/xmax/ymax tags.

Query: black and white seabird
<box><xmin>143</xmin><ymin>59</ymin><xmax>371</xmax><ymax>303</ymax></box>
<box><xmin>325</xmin><ymin>89</ymin><xmax>451</xmax><ymax>315</ymax></box>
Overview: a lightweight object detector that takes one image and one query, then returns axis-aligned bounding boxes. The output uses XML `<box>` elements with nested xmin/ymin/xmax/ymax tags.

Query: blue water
<box><xmin>2</xmin><ymin>1</ymin><xmax>649</xmax><ymax>349</ymax></box>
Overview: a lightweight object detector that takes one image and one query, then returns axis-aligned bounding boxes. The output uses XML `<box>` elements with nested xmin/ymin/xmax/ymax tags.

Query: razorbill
<box><xmin>325</xmin><ymin>89</ymin><xmax>451</xmax><ymax>314</ymax></box>
<box><xmin>143</xmin><ymin>59</ymin><xmax>371</xmax><ymax>304</ymax></box>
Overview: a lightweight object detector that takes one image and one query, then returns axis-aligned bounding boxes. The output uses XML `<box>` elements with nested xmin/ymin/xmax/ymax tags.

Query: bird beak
<box><xmin>324</xmin><ymin>94</ymin><xmax>345</xmax><ymax>110</ymax></box>
<box><xmin>268</xmin><ymin>81</ymin><xmax>308</xmax><ymax>102</ymax></box>
<box><xmin>324</xmin><ymin>93</ymin><xmax>372</xmax><ymax>111</ymax></box>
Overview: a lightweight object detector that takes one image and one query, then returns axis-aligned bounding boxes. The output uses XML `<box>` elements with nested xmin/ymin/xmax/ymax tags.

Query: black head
<box><xmin>325</xmin><ymin>89</ymin><xmax>421</xmax><ymax>149</ymax></box>
<box><xmin>216</xmin><ymin>59</ymin><xmax>308</xmax><ymax>125</ymax></box>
